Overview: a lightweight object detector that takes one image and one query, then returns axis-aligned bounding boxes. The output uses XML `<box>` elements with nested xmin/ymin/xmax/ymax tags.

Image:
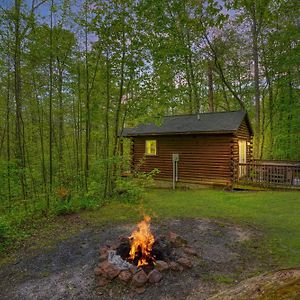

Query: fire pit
<box><xmin>95</xmin><ymin>215</ymin><xmax>198</xmax><ymax>294</ymax></box>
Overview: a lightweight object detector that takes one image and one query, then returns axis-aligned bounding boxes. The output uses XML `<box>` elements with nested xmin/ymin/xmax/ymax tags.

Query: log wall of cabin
<box><xmin>131</xmin><ymin>134</ymin><xmax>234</xmax><ymax>186</ymax></box>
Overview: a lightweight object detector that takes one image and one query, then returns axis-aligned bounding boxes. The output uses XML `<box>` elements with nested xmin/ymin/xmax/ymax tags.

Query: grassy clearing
<box><xmin>81</xmin><ymin>188</ymin><xmax>300</xmax><ymax>267</ymax></box>
<box><xmin>1</xmin><ymin>188</ymin><xmax>300</xmax><ymax>268</ymax></box>
<box><xmin>139</xmin><ymin>189</ymin><xmax>300</xmax><ymax>267</ymax></box>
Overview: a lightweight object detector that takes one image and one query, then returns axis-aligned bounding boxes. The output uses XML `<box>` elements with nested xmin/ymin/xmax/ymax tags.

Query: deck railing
<box><xmin>238</xmin><ymin>161</ymin><xmax>300</xmax><ymax>187</ymax></box>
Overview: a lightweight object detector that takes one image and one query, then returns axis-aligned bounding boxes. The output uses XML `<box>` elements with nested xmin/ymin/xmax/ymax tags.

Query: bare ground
<box><xmin>0</xmin><ymin>218</ymin><xmax>274</xmax><ymax>300</ymax></box>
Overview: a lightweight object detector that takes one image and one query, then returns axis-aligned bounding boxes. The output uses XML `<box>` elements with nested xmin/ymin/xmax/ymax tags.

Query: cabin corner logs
<box><xmin>129</xmin><ymin>120</ymin><xmax>253</xmax><ymax>187</ymax></box>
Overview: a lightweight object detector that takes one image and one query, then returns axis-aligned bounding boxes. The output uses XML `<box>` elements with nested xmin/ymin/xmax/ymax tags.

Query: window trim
<box><xmin>145</xmin><ymin>139</ymin><xmax>157</xmax><ymax>156</ymax></box>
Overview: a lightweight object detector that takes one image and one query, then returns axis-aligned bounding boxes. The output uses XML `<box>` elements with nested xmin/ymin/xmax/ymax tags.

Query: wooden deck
<box><xmin>237</xmin><ymin>160</ymin><xmax>300</xmax><ymax>189</ymax></box>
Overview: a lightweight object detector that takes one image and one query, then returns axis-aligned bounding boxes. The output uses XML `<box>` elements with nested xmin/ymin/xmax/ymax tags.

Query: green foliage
<box><xmin>134</xmin><ymin>168</ymin><xmax>160</xmax><ymax>188</ymax></box>
<box><xmin>55</xmin><ymin>200</ymin><xmax>75</xmax><ymax>216</ymax></box>
<box><xmin>85</xmin><ymin>181</ymin><xmax>103</xmax><ymax>200</ymax></box>
<box><xmin>114</xmin><ymin>178</ymin><xmax>144</xmax><ymax>203</ymax></box>
<box><xmin>0</xmin><ymin>0</ymin><xmax>299</xmax><ymax>260</ymax></box>
<box><xmin>114</xmin><ymin>168</ymin><xmax>160</xmax><ymax>203</ymax></box>
<box><xmin>203</xmin><ymin>274</ymin><xmax>234</xmax><ymax>284</ymax></box>
<box><xmin>0</xmin><ymin>221</ymin><xmax>10</xmax><ymax>245</ymax></box>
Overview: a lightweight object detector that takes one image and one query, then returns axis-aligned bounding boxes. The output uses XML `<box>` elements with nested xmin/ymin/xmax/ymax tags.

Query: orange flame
<box><xmin>129</xmin><ymin>215</ymin><xmax>155</xmax><ymax>267</ymax></box>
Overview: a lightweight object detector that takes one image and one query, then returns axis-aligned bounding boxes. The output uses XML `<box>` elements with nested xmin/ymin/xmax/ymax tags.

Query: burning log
<box><xmin>128</xmin><ymin>215</ymin><xmax>155</xmax><ymax>267</ymax></box>
<box><xmin>95</xmin><ymin>215</ymin><xmax>199</xmax><ymax>292</ymax></box>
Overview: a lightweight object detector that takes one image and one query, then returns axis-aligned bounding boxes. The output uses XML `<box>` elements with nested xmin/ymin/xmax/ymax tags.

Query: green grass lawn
<box><xmin>84</xmin><ymin>188</ymin><xmax>300</xmax><ymax>267</ymax></box>
<box><xmin>1</xmin><ymin>188</ymin><xmax>300</xmax><ymax>269</ymax></box>
<box><xmin>145</xmin><ymin>189</ymin><xmax>300</xmax><ymax>267</ymax></box>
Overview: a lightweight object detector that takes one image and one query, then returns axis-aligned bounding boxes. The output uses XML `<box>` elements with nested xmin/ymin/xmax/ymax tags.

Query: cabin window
<box><xmin>145</xmin><ymin>140</ymin><xmax>157</xmax><ymax>155</ymax></box>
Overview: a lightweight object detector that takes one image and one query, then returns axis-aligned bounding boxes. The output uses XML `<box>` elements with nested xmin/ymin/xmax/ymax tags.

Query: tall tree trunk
<box><xmin>57</xmin><ymin>62</ymin><xmax>64</xmax><ymax>183</ymax></box>
<box><xmin>33</xmin><ymin>75</ymin><xmax>48</xmax><ymax>205</ymax></box>
<box><xmin>14</xmin><ymin>0</ymin><xmax>26</xmax><ymax>203</ymax></box>
<box><xmin>186</xmin><ymin>31</ymin><xmax>200</xmax><ymax>112</ymax></box>
<box><xmin>251</xmin><ymin>3</ymin><xmax>261</xmax><ymax>158</ymax></box>
<box><xmin>265</xmin><ymin>66</ymin><xmax>274</xmax><ymax>159</ymax></box>
<box><xmin>287</xmin><ymin>71</ymin><xmax>293</xmax><ymax>160</ymax></box>
<box><xmin>111</xmin><ymin>20</ymin><xmax>127</xmax><ymax>189</ymax></box>
<box><xmin>184</xmin><ymin>55</ymin><xmax>193</xmax><ymax>114</ymax></box>
<box><xmin>260</xmin><ymin>90</ymin><xmax>265</xmax><ymax>159</ymax></box>
<box><xmin>201</xmin><ymin>29</ymin><xmax>245</xmax><ymax>110</ymax></box>
<box><xmin>103</xmin><ymin>51</ymin><xmax>111</xmax><ymax>198</ymax></box>
<box><xmin>75</xmin><ymin>62</ymin><xmax>82</xmax><ymax>190</ymax></box>
<box><xmin>112</xmin><ymin>23</ymin><xmax>126</xmax><ymax>160</ymax></box>
<box><xmin>207</xmin><ymin>61</ymin><xmax>214</xmax><ymax>112</ymax></box>
<box><xmin>48</xmin><ymin>0</ymin><xmax>54</xmax><ymax>201</ymax></box>
<box><xmin>6</xmin><ymin>67</ymin><xmax>12</xmax><ymax>207</ymax></box>
<box><xmin>221</xmin><ymin>82</ymin><xmax>231</xmax><ymax>111</ymax></box>
<box><xmin>84</xmin><ymin>2</ymin><xmax>90</xmax><ymax>192</ymax></box>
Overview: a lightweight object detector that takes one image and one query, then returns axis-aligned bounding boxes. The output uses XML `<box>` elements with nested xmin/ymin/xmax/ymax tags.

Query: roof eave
<box><xmin>121</xmin><ymin>130</ymin><xmax>236</xmax><ymax>137</ymax></box>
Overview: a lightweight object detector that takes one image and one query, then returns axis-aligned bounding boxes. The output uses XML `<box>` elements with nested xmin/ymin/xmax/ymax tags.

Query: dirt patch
<box><xmin>0</xmin><ymin>219</ymin><xmax>272</xmax><ymax>300</ymax></box>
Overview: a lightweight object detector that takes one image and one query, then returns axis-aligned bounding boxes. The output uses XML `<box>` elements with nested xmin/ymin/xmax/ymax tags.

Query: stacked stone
<box><xmin>94</xmin><ymin>231</ymin><xmax>198</xmax><ymax>294</ymax></box>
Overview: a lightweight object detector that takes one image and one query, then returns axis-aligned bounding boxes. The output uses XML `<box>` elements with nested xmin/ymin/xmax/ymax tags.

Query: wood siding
<box><xmin>132</xmin><ymin>134</ymin><xmax>234</xmax><ymax>186</ymax></box>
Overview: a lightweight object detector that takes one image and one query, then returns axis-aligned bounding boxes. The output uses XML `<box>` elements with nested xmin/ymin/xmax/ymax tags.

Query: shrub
<box><xmin>115</xmin><ymin>168</ymin><xmax>160</xmax><ymax>203</ymax></box>
<box><xmin>55</xmin><ymin>200</ymin><xmax>76</xmax><ymax>216</ymax></box>
<box><xmin>85</xmin><ymin>181</ymin><xmax>104</xmax><ymax>200</ymax></box>
<box><xmin>134</xmin><ymin>168</ymin><xmax>160</xmax><ymax>188</ymax></box>
<box><xmin>0</xmin><ymin>221</ymin><xmax>10</xmax><ymax>245</ymax></box>
<box><xmin>115</xmin><ymin>178</ymin><xmax>144</xmax><ymax>203</ymax></box>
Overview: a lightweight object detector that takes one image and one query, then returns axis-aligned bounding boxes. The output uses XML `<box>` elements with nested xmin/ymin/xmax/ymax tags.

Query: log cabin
<box><xmin>121</xmin><ymin>110</ymin><xmax>253</xmax><ymax>188</ymax></box>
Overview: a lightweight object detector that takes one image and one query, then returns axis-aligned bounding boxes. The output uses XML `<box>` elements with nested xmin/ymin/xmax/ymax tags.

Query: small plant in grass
<box><xmin>114</xmin><ymin>178</ymin><xmax>144</xmax><ymax>203</ymax></box>
<box><xmin>56</xmin><ymin>201</ymin><xmax>75</xmax><ymax>216</ymax></box>
<box><xmin>55</xmin><ymin>186</ymin><xmax>75</xmax><ymax>215</ymax></box>
<box><xmin>115</xmin><ymin>168</ymin><xmax>160</xmax><ymax>203</ymax></box>
<box><xmin>202</xmin><ymin>273</ymin><xmax>234</xmax><ymax>284</ymax></box>
<box><xmin>213</xmin><ymin>274</ymin><xmax>235</xmax><ymax>284</ymax></box>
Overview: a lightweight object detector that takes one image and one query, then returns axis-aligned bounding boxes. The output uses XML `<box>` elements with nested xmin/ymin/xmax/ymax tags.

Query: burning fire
<box><xmin>129</xmin><ymin>215</ymin><xmax>155</xmax><ymax>267</ymax></box>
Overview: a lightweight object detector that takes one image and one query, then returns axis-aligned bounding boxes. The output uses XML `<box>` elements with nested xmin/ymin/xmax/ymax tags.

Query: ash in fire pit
<box><xmin>95</xmin><ymin>215</ymin><xmax>198</xmax><ymax>294</ymax></box>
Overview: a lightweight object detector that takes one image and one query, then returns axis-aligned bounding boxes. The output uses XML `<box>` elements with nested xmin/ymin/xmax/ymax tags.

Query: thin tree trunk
<box><xmin>184</xmin><ymin>55</ymin><xmax>193</xmax><ymax>114</ymax></box>
<box><xmin>48</xmin><ymin>0</ymin><xmax>54</xmax><ymax>202</ymax></box>
<box><xmin>57</xmin><ymin>61</ymin><xmax>64</xmax><ymax>183</ymax></box>
<box><xmin>103</xmin><ymin>51</ymin><xmax>111</xmax><ymax>198</ymax></box>
<box><xmin>33</xmin><ymin>75</ymin><xmax>48</xmax><ymax>205</ymax></box>
<box><xmin>14</xmin><ymin>0</ymin><xmax>26</xmax><ymax>203</ymax></box>
<box><xmin>186</xmin><ymin>31</ymin><xmax>200</xmax><ymax>112</ymax></box>
<box><xmin>201</xmin><ymin>28</ymin><xmax>245</xmax><ymax>110</ymax></box>
<box><xmin>75</xmin><ymin>62</ymin><xmax>81</xmax><ymax>190</ymax></box>
<box><xmin>251</xmin><ymin>2</ymin><xmax>261</xmax><ymax>158</ymax></box>
<box><xmin>78</xmin><ymin>63</ymin><xmax>83</xmax><ymax>185</ymax></box>
<box><xmin>265</xmin><ymin>65</ymin><xmax>274</xmax><ymax>159</ymax></box>
<box><xmin>6</xmin><ymin>67</ymin><xmax>12</xmax><ymax>207</ymax></box>
<box><xmin>112</xmin><ymin>24</ymin><xmax>126</xmax><ymax>159</ymax></box>
<box><xmin>260</xmin><ymin>91</ymin><xmax>265</xmax><ymax>159</ymax></box>
<box><xmin>84</xmin><ymin>2</ymin><xmax>90</xmax><ymax>192</ymax></box>
<box><xmin>221</xmin><ymin>82</ymin><xmax>231</xmax><ymax>111</ymax></box>
<box><xmin>287</xmin><ymin>71</ymin><xmax>293</xmax><ymax>160</ymax></box>
<box><xmin>207</xmin><ymin>61</ymin><xmax>214</xmax><ymax>112</ymax></box>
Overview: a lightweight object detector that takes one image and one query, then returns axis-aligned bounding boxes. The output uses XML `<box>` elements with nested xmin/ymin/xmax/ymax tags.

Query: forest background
<box><xmin>0</xmin><ymin>0</ymin><xmax>299</xmax><ymax>233</ymax></box>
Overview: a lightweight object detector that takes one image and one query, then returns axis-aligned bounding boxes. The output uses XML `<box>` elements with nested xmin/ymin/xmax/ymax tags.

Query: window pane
<box><xmin>145</xmin><ymin>140</ymin><xmax>156</xmax><ymax>155</ymax></box>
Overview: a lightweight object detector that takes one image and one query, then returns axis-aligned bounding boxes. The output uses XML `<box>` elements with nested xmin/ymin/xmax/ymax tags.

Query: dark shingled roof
<box><xmin>121</xmin><ymin>110</ymin><xmax>252</xmax><ymax>137</ymax></box>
